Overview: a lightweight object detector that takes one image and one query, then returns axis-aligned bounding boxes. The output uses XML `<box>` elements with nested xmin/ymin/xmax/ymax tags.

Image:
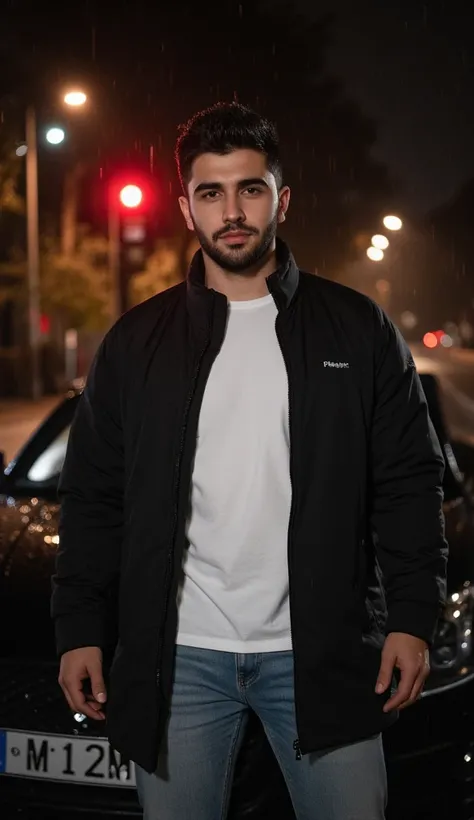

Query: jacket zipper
<box><xmin>155</xmin><ymin>309</ymin><xmax>214</xmax><ymax>694</ymax></box>
<box><xmin>275</xmin><ymin>313</ymin><xmax>301</xmax><ymax>762</ymax></box>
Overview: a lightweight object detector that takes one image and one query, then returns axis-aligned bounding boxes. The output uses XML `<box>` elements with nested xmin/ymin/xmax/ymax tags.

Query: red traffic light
<box><xmin>119</xmin><ymin>184</ymin><xmax>143</xmax><ymax>208</ymax></box>
<box><xmin>40</xmin><ymin>315</ymin><xmax>51</xmax><ymax>335</ymax></box>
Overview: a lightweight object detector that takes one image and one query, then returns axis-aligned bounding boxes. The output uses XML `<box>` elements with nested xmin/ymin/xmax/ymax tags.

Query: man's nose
<box><xmin>222</xmin><ymin>194</ymin><xmax>245</xmax><ymax>225</ymax></box>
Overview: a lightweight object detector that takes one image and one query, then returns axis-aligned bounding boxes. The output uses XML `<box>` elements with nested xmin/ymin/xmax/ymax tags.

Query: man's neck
<box><xmin>203</xmin><ymin>248</ymin><xmax>278</xmax><ymax>302</ymax></box>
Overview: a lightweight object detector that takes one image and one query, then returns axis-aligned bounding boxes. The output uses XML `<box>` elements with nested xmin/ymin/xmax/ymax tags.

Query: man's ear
<box><xmin>179</xmin><ymin>196</ymin><xmax>194</xmax><ymax>231</ymax></box>
<box><xmin>277</xmin><ymin>186</ymin><xmax>291</xmax><ymax>224</ymax></box>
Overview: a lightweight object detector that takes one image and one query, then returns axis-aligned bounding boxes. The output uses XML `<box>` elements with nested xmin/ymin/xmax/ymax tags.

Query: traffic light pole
<box><xmin>109</xmin><ymin>182</ymin><xmax>147</xmax><ymax>320</ymax></box>
<box><xmin>108</xmin><ymin>203</ymin><xmax>127</xmax><ymax>320</ymax></box>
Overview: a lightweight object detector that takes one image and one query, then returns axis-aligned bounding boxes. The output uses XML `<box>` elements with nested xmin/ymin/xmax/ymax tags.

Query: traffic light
<box><xmin>108</xmin><ymin>176</ymin><xmax>156</xmax><ymax>316</ymax></box>
<box><xmin>118</xmin><ymin>183</ymin><xmax>148</xmax><ymax>271</ymax></box>
<box><xmin>119</xmin><ymin>184</ymin><xmax>143</xmax><ymax>209</ymax></box>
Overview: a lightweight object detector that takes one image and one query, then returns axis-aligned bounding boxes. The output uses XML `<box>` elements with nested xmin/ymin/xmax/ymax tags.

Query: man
<box><xmin>52</xmin><ymin>102</ymin><xmax>448</xmax><ymax>820</ymax></box>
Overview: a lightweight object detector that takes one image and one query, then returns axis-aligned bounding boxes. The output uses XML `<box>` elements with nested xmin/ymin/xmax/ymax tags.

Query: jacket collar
<box><xmin>186</xmin><ymin>237</ymin><xmax>300</xmax><ymax>309</ymax></box>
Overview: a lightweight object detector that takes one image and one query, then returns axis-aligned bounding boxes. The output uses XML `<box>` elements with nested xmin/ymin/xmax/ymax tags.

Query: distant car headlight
<box><xmin>424</xmin><ymin>583</ymin><xmax>474</xmax><ymax>696</ymax></box>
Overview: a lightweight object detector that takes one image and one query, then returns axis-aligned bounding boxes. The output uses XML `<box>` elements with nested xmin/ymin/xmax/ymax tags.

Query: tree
<box><xmin>0</xmin><ymin>159</ymin><xmax>24</xmax><ymax>217</ymax></box>
<box><xmin>130</xmin><ymin>235</ymin><xmax>197</xmax><ymax>307</ymax></box>
<box><xmin>0</xmin><ymin>128</ymin><xmax>26</xmax><ymax>358</ymax></box>
<box><xmin>0</xmin><ymin>127</ymin><xmax>25</xmax><ymax>270</ymax></box>
<box><xmin>0</xmin><ymin>119</ymin><xmax>23</xmax><ymax>208</ymax></box>
<box><xmin>42</xmin><ymin>228</ymin><xmax>194</xmax><ymax>330</ymax></box>
<box><xmin>40</xmin><ymin>229</ymin><xmax>113</xmax><ymax>332</ymax></box>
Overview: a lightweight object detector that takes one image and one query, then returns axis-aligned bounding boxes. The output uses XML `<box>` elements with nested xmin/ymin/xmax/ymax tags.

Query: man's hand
<box><xmin>58</xmin><ymin>647</ymin><xmax>107</xmax><ymax>721</ymax></box>
<box><xmin>375</xmin><ymin>632</ymin><xmax>430</xmax><ymax>712</ymax></box>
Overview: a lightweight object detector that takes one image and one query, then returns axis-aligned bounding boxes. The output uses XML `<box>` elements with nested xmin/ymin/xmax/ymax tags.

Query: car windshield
<box><xmin>0</xmin><ymin>395</ymin><xmax>79</xmax><ymax>492</ymax></box>
<box><xmin>26</xmin><ymin>425</ymin><xmax>71</xmax><ymax>483</ymax></box>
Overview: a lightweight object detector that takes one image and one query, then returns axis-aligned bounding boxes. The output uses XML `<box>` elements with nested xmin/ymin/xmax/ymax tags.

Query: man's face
<box><xmin>179</xmin><ymin>149</ymin><xmax>290</xmax><ymax>273</ymax></box>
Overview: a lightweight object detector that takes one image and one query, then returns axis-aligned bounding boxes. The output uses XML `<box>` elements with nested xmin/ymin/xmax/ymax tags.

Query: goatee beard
<box><xmin>193</xmin><ymin>217</ymin><xmax>278</xmax><ymax>274</ymax></box>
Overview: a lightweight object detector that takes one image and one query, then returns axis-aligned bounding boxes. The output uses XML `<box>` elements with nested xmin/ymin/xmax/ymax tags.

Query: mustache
<box><xmin>213</xmin><ymin>225</ymin><xmax>259</xmax><ymax>241</ymax></box>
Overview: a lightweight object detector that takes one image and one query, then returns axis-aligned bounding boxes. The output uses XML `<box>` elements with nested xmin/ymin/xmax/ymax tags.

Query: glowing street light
<box><xmin>371</xmin><ymin>234</ymin><xmax>389</xmax><ymax>250</ymax></box>
<box><xmin>46</xmin><ymin>127</ymin><xmax>65</xmax><ymax>145</ymax></box>
<box><xmin>367</xmin><ymin>246</ymin><xmax>384</xmax><ymax>262</ymax></box>
<box><xmin>383</xmin><ymin>215</ymin><xmax>402</xmax><ymax>232</ymax></box>
<box><xmin>64</xmin><ymin>90</ymin><xmax>87</xmax><ymax>107</ymax></box>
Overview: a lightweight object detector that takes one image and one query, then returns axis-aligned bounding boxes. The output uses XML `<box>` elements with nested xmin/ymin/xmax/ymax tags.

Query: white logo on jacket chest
<box><xmin>323</xmin><ymin>361</ymin><xmax>350</xmax><ymax>369</ymax></box>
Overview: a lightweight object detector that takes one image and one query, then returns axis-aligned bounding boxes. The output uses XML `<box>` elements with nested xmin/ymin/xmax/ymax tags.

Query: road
<box><xmin>411</xmin><ymin>344</ymin><xmax>474</xmax><ymax>446</ymax></box>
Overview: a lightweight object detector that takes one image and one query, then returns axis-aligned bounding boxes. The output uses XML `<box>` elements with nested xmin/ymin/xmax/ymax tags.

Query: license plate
<box><xmin>0</xmin><ymin>729</ymin><xmax>136</xmax><ymax>787</ymax></box>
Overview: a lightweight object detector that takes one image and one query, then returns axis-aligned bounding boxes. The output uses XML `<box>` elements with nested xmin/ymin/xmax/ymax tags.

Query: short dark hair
<box><xmin>175</xmin><ymin>102</ymin><xmax>283</xmax><ymax>191</ymax></box>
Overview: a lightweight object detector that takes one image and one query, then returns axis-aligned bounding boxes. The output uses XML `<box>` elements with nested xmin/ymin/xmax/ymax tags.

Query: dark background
<box><xmin>1</xmin><ymin>0</ymin><xmax>473</xmax><ymax>332</ymax></box>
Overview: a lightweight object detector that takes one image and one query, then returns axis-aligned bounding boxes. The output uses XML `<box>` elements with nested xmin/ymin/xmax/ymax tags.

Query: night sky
<box><xmin>2</xmin><ymin>0</ymin><xmax>473</xmax><ymax>229</ymax></box>
<box><xmin>296</xmin><ymin>0</ymin><xmax>474</xmax><ymax>214</ymax></box>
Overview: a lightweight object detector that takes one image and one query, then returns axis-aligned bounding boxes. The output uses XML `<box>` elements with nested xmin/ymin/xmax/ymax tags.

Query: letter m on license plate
<box><xmin>0</xmin><ymin>729</ymin><xmax>135</xmax><ymax>786</ymax></box>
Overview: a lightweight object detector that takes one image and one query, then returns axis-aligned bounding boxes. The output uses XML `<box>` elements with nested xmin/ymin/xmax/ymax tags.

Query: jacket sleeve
<box><xmin>51</xmin><ymin>327</ymin><xmax>124</xmax><ymax>656</ymax></box>
<box><xmin>370</xmin><ymin>307</ymin><xmax>448</xmax><ymax>645</ymax></box>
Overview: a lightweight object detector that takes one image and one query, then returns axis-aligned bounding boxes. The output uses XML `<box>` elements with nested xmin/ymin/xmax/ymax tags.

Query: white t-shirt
<box><xmin>176</xmin><ymin>293</ymin><xmax>293</xmax><ymax>653</ymax></box>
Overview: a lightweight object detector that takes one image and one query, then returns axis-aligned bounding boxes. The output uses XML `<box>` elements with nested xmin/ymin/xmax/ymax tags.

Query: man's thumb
<box><xmin>375</xmin><ymin>649</ymin><xmax>394</xmax><ymax>694</ymax></box>
<box><xmin>89</xmin><ymin>662</ymin><xmax>107</xmax><ymax>703</ymax></box>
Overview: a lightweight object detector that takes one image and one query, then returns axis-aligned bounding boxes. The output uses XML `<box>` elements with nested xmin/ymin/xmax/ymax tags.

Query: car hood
<box><xmin>0</xmin><ymin>493</ymin><xmax>60</xmax><ymax>660</ymax></box>
<box><xmin>443</xmin><ymin>496</ymin><xmax>474</xmax><ymax>590</ymax></box>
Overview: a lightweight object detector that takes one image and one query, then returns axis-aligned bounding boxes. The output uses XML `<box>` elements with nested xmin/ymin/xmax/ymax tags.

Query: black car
<box><xmin>1</xmin><ymin>374</ymin><xmax>474</xmax><ymax>819</ymax></box>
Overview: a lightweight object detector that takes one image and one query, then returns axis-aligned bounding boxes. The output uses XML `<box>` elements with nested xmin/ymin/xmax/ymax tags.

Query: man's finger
<box><xmin>375</xmin><ymin>648</ymin><xmax>396</xmax><ymax>694</ymax></box>
<box><xmin>61</xmin><ymin>678</ymin><xmax>105</xmax><ymax>721</ymax></box>
<box><xmin>399</xmin><ymin>672</ymin><xmax>426</xmax><ymax>710</ymax></box>
<box><xmin>383</xmin><ymin>666</ymin><xmax>418</xmax><ymax>712</ymax></box>
<box><xmin>59</xmin><ymin>676</ymin><xmax>86</xmax><ymax>712</ymax></box>
<box><xmin>68</xmin><ymin>696</ymin><xmax>105</xmax><ymax>721</ymax></box>
<box><xmin>84</xmin><ymin>696</ymin><xmax>106</xmax><ymax>719</ymax></box>
<box><xmin>76</xmin><ymin>703</ymin><xmax>105</xmax><ymax>720</ymax></box>
<box><xmin>88</xmin><ymin>660</ymin><xmax>107</xmax><ymax>705</ymax></box>
<box><xmin>61</xmin><ymin>679</ymin><xmax>87</xmax><ymax>714</ymax></box>
<box><xmin>86</xmin><ymin>697</ymin><xmax>105</xmax><ymax>712</ymax></box>
<box><xmin>60</xmin><ymin>685</ymin><xmax>77</xmax><ymax>715</ymax></box>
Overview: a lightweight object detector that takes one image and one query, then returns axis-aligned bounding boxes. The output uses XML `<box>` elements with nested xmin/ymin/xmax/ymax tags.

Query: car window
<box><xmin>26</xmin><ymin>425</ymin><xmax>71</xmax><ymax>482</ymax></box>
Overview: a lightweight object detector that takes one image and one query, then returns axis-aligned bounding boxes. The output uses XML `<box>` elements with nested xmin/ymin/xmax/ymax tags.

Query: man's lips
<box><xmin>220</xmin><ymin>231</ymin><xmax>253</xmax><ymax>242</ymax></box>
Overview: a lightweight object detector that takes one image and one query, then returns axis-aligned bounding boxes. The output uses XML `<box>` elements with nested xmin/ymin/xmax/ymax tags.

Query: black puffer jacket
<box><xmin>53</xmin><ymin>239</ymin><xmax>447</xmax><ymax>774</ymax></box>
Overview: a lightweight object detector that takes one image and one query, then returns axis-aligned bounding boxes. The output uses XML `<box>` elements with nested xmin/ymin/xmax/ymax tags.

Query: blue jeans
<box><xmin>135</xmin><ymin>646</ymin><xmax>387</xmax><ymax>819</ymax></box>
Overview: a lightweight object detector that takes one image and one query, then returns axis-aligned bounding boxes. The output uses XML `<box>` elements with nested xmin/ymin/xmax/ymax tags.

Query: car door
<box><xmin>0</xmin><ymin>395</ymin><xmax>79</xmax><ymax>659</ymax></box>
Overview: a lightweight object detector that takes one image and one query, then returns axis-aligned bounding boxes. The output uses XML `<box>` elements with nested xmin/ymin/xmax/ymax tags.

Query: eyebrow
<box><xmin>193</xmin><ymin>177</ymin><xmax>269</xmax><ymax>195</ymax></box>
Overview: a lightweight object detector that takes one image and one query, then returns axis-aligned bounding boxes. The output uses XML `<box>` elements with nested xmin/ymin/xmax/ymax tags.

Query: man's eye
<box><xmin>202</xmin><ymin>191</ymin><xmax>219</xmax><ymax>200</ymax></box>
<box><xmin>244</xmin><ymin>187</ymin><xmax>262</xmax><ymax>196</ymax></box>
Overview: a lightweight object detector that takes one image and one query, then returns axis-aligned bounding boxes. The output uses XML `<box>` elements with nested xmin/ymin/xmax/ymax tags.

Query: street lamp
<box><xmin>25</xmin><ymin>88</ymin><xmax>87</xmax><ymax>399</ymax></box>
<box><xmin>371</xmin><ymin>234</ymin><xmax>389</xmax><ymax>250</ymax></box>
<box><xmin>367</xmin><ymin>247</ymin><xmax>384</xmax><ymax>262</ymax></box>
<box><xmin>64</xmin><ymin>91</ymin><xmax>87</xmax><ymax>107</ymax></box>
<box><xmin>45</xmin><ymin>127</ymin><xmax>66</xmax><ymax>145</ymax></box>
<box><xmin>383</xmin><ymin>215</ymin><xmax>402</xmax><ymax>232</ymax></box>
